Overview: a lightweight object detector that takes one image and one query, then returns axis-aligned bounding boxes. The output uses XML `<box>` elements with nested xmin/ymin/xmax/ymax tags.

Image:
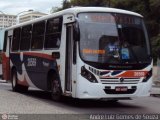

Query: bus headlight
<box><xmin>142</xmin><ymin>69</ymin><xmax>152</xmax><ymax>82</ymax></box>
<box><xmin>81</xmin><ymin>66</ymin><xmax>98</xmax><ymax>83</ymax></box>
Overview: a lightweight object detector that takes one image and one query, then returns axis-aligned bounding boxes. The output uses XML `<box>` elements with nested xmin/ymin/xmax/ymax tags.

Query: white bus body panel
<box><xmin>75</xmin><ymin>55</ymin><xmax>152</xmax><ymax>99</ymax></box>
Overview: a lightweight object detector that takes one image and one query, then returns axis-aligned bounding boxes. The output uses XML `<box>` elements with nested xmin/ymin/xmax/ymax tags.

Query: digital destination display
<box><xmin>79</xmin><ymin>13</ymin><xmax>141</xmax><ymax>25</ymax></box>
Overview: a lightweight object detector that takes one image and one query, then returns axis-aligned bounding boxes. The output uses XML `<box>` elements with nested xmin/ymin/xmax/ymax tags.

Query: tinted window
<box><xmin>79</xmin><ymin>13</ymin><xmax>150</xmax><ymax>64</ymax></box>
<box><xmin>31</xmin><ymin>21</ymin><xmax>45</xmax><ymax>50</ymax></box>
<box><xmin>45</xmin><ymin>17</ymin><xmax>62</xmax><ymax>49</ymax></box>
<box><xmin>12</xmin><ymin>28</ymin><xmax>21</xmax><ymax>51</ymax></box>
<box><xmin>20</xmin><ymin>25</ymin><xmax>32</xmax><ymax>50</ymax></box>
<box><xmin>3</xmin><ymin>31</ymin><xmax>8</xmax><ymax>52</ymax></box>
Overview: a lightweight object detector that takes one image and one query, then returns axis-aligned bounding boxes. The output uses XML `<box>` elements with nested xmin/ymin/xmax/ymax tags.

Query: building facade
<box><xmin>0</xmin><ymin>14</ymin><xmax>16</xmax><ymax>30</ymax></box>
<box><xmin>19</xmin><ymin>11</ymin><xmax>48</xmax><ymax>23</ymax></box>
<box><xmin>0</xmin><ymin>29</ymin><xmax>4</xmax><ymax>50</ymax></box>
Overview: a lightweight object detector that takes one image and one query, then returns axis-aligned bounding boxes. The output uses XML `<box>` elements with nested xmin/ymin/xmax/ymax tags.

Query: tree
<box><xmin>63</xmin><ymin>0</ymin><xmax>71</xmax><ymax>9</ymax></box>
<box><xmin>50</xmin><ymin>7</ymin><xmax>61</xmax><ymax>13</ymax></box>
<box><xmin>70</xmin><ymin>0</ymin><xmax>109</xmax><ymax>7</ymax></box>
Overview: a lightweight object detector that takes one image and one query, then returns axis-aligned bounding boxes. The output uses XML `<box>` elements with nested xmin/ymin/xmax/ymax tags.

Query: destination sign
<box><xmin>79</xmin><ymin>13</ymin><xmax>141</xmax><ymax>25</ymax></box>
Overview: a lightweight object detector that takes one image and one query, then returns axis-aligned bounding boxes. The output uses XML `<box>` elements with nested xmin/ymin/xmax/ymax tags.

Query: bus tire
<box><xmin>50</xmin><ymin>74</ymin><xmax>62</xmax><ymax>101</ymax></box>
<box><xmin>19</xmin><ymin>85</ymin><xmax>28</xmax><ymax>93</ymax></box>
<box><xmin>11</xmin><ymin>70</ymin><xmax>20</xmax><ymax>92</ymax></box>
<box><xmin>11</xmin><ymin>70</ymin><xmax>28</xmax><ymax>92</ymax></box>
<box><xmin>107</xmin><ymin>99</ymin><xmax>119</xmax><ymax>103</ymax></box>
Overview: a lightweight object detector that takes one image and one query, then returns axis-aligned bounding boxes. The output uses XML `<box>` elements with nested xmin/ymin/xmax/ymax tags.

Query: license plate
<box><xmin>115</xmin><ymin>87</ymin><xmax>128</xmax><ymax>92</ymax></box>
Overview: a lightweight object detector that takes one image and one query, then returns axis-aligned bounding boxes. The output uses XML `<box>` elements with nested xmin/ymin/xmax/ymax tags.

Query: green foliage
<box><xmin>151</xmin><ymin>34</ymin><xmax>160</xmax><ymax>62</ymax></box>
<box><xmin>70</xmin><ymin>0</ymin><xmax>109</xmax><ymax>7</ymax></box>
<box><xmin>50</xmin><ymin>7</ymin><xmax>62</xmax><ymax>13</ymax></box>
<box><xmin>63</xmin><ymin>1</ymin><xmax>71</xmax><ymax>9</ymax></box>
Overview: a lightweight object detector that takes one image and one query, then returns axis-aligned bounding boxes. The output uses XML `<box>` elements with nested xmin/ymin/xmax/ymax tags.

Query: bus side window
<box><xmin>31</xmin><ymin>21</ymin><xmax>45</xmax><ymax>50</ymax></box>
<box><xmin>3</xmin><ymin>31</ymin><xmax>8</xmax><ymax>52</ymax></box>
<box><xmin>44</xmin><ymin>17</ymin><xmax>62</xmax><ymax>49</ymax></box>
<box><xmin>12</xmin><ymin>28</ymin><xmax>21</xmax><ymax>51</ymax></box>
<box><xmin>20</xmin><ymin>25</ymin><xmax>32</xmax><ymax>51</ymax></box>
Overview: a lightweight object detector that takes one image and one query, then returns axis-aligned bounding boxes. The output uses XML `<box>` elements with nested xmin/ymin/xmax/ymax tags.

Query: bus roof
<box><xmin>69</xmin><ymin>7</ymin><xmax>143</xmax><ymax>17</ymax></box>
<box><xmin>5</xmin><ymin>7</ymin><xmax>143</xmax><ymax>30</ymax></box>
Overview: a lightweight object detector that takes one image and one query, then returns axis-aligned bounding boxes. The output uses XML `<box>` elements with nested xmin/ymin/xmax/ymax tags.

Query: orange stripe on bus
<box><xmin>2</xmin><ymin>53</ymin><xmax>10</xmax><ymax>80</ymax></box>
<box><xmin>17</xmin><ymin>77</ymin><xmax>29</xmax><ymax>86</ymax></box>
<box><xmin>11</xmin><ymin>52</ymin><xmax>54</xmax><ymax>60</ymax></box>
<box><xmin>116</xmin><ymin>71</ymin><xmax>148</xmax><ymax>77</ymax></box>
<box><xmin>101</xmin><ymin>71</ymin><xmax>148</xmax><ymax>78</ymax></box>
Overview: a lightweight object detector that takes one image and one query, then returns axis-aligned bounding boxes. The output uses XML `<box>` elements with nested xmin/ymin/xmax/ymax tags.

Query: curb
<box><xmin>0</xmin><ymin>79</ymin><xmax>7</xmax><ymax>83</ymax></box>
<box><xmin>150</xmin><ymin>87</ymin><xmax>160</xmax><ymax>95</ymax></box>
<box><xmin>153</xmin><ymin>80</ymin><xmax>160</xmax><ymax>88</ymax></box>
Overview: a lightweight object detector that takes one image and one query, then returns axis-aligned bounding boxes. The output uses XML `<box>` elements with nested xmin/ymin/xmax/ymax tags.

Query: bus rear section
<box><xmin>2</xmin><ymin>31</ymin><xmax>11</xmax><ymax>81</ymax></box>
<box><xmin>74</xmin><ymin>11</ymin><xmax>152</xmax><ymax>100</ymax></box>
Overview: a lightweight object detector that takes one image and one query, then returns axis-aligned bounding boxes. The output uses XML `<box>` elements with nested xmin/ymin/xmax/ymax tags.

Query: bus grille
<box><xmin>100</xmin><ymin>78</ymin><xmax>141</xmax><ymax>84</ymax></box>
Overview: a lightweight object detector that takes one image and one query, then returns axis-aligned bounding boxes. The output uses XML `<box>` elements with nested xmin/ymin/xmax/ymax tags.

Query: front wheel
<box><xmin>51</xmin><ymin>75</ymin><xmax>62</xmax><ymax>101</ymax></box>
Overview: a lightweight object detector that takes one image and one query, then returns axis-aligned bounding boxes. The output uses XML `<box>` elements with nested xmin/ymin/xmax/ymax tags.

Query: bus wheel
<box><xmin>107</xmin><ymin>100</ymin><xmax>119</xmax><ymax>103</ymax></box>
<box><xmin>11</xmin><ymin>70</ymin><xmax>28</xmax><ymax>92</ymax></box>
<box><xmin>20</xmin><ymin>85</ymin><xmax>28</xmax><ymax>93</ymax></box>
<box><xmin>51</xmin><ymin>75</ymin><xmax>62</xmax><ymax>101</ymax></box>
<box><xmin>11</xmin><ymin>70</ymin><xmax>20</xmax><ymax>92</ymax></box>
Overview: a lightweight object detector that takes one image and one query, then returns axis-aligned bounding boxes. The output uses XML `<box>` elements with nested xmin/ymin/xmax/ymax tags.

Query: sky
<box><xmin>0</xmin><ymin>0</ymin><xmax>63</xmax><ymax>15</ymax></box>
<box><xmin>0</xmin><ymin>0</ymin><xmax>63</xmax><ymax>49</ymax></box>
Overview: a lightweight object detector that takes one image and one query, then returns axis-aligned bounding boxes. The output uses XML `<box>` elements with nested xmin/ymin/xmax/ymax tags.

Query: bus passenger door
<box><xmin>65</xmin><ymin>24</ymin><xmax>75</xmax><ymax>93</ymax></box>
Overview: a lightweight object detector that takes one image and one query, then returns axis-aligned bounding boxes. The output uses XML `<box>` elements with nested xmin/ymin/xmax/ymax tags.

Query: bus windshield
<box><xmin>78</xmin><ymin>13</ymin><xmax>151</xmax><ymax>65</ymax></box>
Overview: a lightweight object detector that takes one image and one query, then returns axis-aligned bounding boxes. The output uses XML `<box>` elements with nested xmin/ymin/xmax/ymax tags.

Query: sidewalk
<box><xmin>152</xmin><ymin>66</ymin><xmax>160</xmax><ymax>86</ymax></box>
<box><xmin>0</xmin><ymin>79</ymin><xmax>6</xmax><ymax>83</ymax></box>
<box><xmin>150</xmin><ymin>66</ymin><xmax>160</xmax><ymax>95</ymax></box>
<box><xmin>151</xmin><ymin>87</ymin><xmax>160</xmax><ymax>96</ymax></box>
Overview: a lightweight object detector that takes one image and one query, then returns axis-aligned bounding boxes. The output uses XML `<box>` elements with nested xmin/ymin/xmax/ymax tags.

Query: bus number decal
<box><xmin>27</xmin><ymin>58</ymin><xmax>37</xmax><ymax>67</ymax></box>
<box><xmin>134</xmin><ymin>72</ymin><xmax>145</xmax><ymax>77</ymax></box>
<box><xmin>42</xmin><ymin>61</ymin><xmax>49</xmax><ymax>67</ymax></box>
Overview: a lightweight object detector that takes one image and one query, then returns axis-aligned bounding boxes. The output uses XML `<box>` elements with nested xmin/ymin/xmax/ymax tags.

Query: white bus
<box><xmin>2</xmin><ymin>7</ymin><xmax>152</xmax><ymax>101</ymax></box>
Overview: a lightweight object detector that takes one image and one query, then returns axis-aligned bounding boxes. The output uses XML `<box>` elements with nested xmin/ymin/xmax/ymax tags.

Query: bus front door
<box><xmin>65</xmin><ymin>24</ymin><xmax>75</xmax><ymax>94</ymax></box>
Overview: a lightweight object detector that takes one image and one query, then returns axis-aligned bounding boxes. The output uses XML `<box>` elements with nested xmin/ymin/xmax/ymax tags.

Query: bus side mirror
<box><xmin>73</xmin><ymin>22</ymin><xmax>80</xmax><ymax>41</ymax></box>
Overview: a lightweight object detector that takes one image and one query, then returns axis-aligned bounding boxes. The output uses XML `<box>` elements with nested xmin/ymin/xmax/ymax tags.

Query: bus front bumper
<box><xmin>76</xmin><ymin>77</ymin><xmax>152</xmax><ymax>99</ymax></box>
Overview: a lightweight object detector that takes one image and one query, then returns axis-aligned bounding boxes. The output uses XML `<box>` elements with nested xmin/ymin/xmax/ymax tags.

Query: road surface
<box><xmin>0</xmin><ymin>82</ymin><xmax>160</xmax><ymax>114</ymax></box>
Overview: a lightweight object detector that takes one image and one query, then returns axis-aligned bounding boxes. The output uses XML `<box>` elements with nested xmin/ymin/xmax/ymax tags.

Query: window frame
<box><xmin>31</xmin><ymin>21</ymin><xmax>46</xmax><ymax>50</ymax></box>
<box><xmin>3</xmin><ymin>31</ymin><xmax>8</xmax><ymax>52</ymax></box>
<box><xmin>44</xmin><ymin>16</ymin><xmax>63</xmax><ymax>49</ymax></box>
<box><xmin>20</xmin><ymin>24</ymin><xmax>32</xmax><ymax>51</ymax></box>
<box><xmin>12</xmin><ymin>28</ymin><xmax>21</xmax><ymax>51</ymax></box>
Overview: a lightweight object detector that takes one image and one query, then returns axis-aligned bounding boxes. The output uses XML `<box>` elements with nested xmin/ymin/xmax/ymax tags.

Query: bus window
<box><xmin>20</xmin><ymin>25</ymin><xmax>32</xmax><ymax>51</ymax></box>
<box><xmin>12</xmin><ymin>28</ymin><xmax>21</xmax><ymax>51</ymax></box>
<box><xmin>31</xmin><ymin>21</ymin><xmax>45</xmax><ymax>50</ymax></box>
<box><xmin>3</xmin><ymin>31</ymin><xmax>8</xmax><ymax>52</ymax></box>
<box><xmin>44</xmin><ymin>17</ymin><xmax>62</xmax><ymax>49</ymax></box>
